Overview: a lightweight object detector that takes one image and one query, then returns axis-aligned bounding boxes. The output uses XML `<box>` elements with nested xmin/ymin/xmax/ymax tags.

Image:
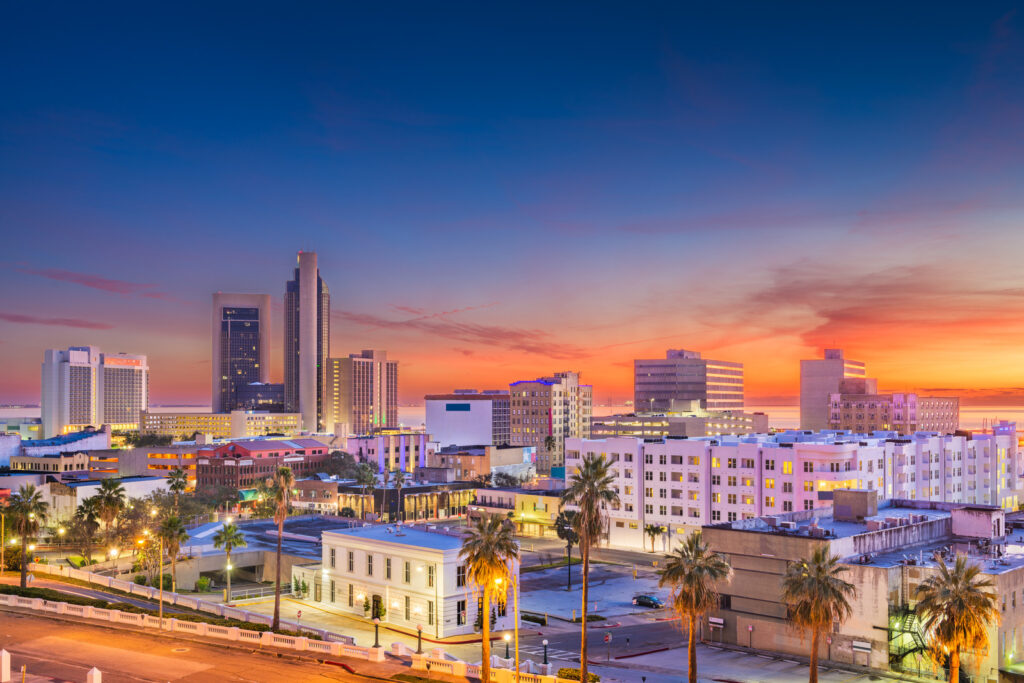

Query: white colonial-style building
<box><xmin>294</xmin><ymin>524</ymin><xmax>518</xmax><ymax>639</ymax></box>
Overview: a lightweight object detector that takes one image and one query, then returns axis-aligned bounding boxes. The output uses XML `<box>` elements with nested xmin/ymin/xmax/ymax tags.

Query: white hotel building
<box><xmin>566</xmin><ymin>423</ymin><xmax>1021</xmax><ymax>551</ymax></box>
<box><xmin>297</xmin><ymin>525</ymin><xmax>517</xmax><ymax>639</ymax></box>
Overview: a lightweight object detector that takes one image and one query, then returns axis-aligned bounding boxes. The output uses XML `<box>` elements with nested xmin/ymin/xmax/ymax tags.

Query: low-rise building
<box><xmin>591</xmin><ymin>411</ymin><xmax>769</xmax><ymax>439</ymax></box>
<box><xmin>20</xmin><ymin>427</ymin><xmax>111</xmax><ymax>457</ymax></box>
<box><xmin>346</xmin><ymin>432</ymin><xmax>432</xmax><ymax>474</ymax></box>
<box><xmin>46</xmin><ymin>475</ymin><xmax>169</xmax><ymax>521</ymax></box>
<box><xmin>566</xmin><ymin>425</ymin><xmax>1021</xmax><ymax>551</ymax></box>
<box><xmin>828</xmin><ymin>379</ymin><xmax>959</xmax><ymax>434</ymax></box>
<box><xmin>429</xmin><ymin>444</ymin><xmax>535</xmax><ymax>482</ymax></box>
<box><xmin>294</xmin><ymin>524</ymin><xmax>518</xmax><ymax>639</ymax></box>
<box><xmin>703</xmin><ymin>491</ymin><xmax>1019</xmax><ymax>681</ymax></box>
<box><xmin>196</xmin><ymin>438</ymin><xmax>331</xmax><ymax>490</ymax></box>
<box><xmin>10</xmin><ymin>451</ymin><xmax>89</xmax><ymax>473</ymax></box>
<box><xmin>139</xmin><ymin>410</ymin><xmax>302</xmax><ymax>440</ymax></box>
<box><xmin>470</xmin><ymin>487</ymin><xmax>565</xmax><ymax>537</ymax></box>
<box><xmin>425</xmin><ymin>390</ymin><xmax>511</xmax><ymax>448</ymax></box>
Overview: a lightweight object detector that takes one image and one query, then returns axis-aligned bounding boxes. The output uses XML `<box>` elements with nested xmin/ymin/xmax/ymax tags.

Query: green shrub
<box><xmin>557</xmin><ymin>668</ymin><xmax>600</xmax><ymax>682</ymax></box>
<box><xmin>133</xmin><ymin>574</ymin><xmax>148</xmax><ymax>586</ymax></box>
<box><xmin>159</xmin><ymin>573</ymin><xmax>172</xmax><ymax>590</ymax></box>
<box><xmin>569</xmin><ymin>614</ymin><xmax>606</xmax><ymax>623</ymax></box>
<box><xmin>195</xmin><ymin>576</ymin><xmax>211</xmax><ymax>592</ymax></box>
<box><xmin>521</xmin><ymin>613</ymin><xmax>547</xmax><ymax>625</ymax></box>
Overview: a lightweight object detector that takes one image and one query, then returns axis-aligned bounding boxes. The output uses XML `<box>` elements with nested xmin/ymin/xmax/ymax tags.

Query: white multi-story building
<box><xmin>634</xmin><ymin>349</ymin><xmax>744</xmax><ymax>412</ymax></box>
<box><xmin>800</xmin><ymin>348</ymin><xmax>866</xmax><ymax>431</ymax></box>
<box><xmin>510</xmin><ymin>371</ymin><xmax>592</xmax><ymax>474</ymax></box>
<box><xmin>296</xmin><ymin>525</ymin><xmax>517</xmax><ymax>638</ymax></box>
<box><xmin>42</xmin><ymin>346</ymin><xmax>148</xmax><ymax>437</ymax></box>
<box><xmin>566</xmin><ymin>423</ymin><xmax>1021</xmax><ymax>551</ymax></box>
<box><xmin>425</xmin><ymin>390</ymin><xmax>511</xmax><ymax>448</ymax></box>
<box><xmin>323</xmin><ymin>350</ymin><xmax>399</xmax><ymax>435</ymax></box>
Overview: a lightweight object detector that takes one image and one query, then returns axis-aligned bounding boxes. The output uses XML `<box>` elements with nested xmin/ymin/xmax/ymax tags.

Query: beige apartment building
<box><xmin>591</xmin><ymin>411</ymin><xmax>769</xmax><ymax>439</ymax></box>
<box><xmin>509</xmin><ymin>371</ymin><xmax>591</xmax><ymax>474</ymax></box>
<box><xmin>323</xmin><ymin>350</ymin><xmax>399</xmax><ymax>435</ymax></box>
<box><xmin>139</xmin><ymin>410</ymin><xmax>302</xmax><ymax>440</ymax></box>
<box><xmin>827</xmin><ymin>377</ymin><xmax>959</xmax><ymax>434</ymax></box>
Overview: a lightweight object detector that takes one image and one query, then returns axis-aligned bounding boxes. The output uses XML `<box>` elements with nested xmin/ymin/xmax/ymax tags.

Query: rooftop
<box><xmin>23</xmin><ymin>430</ymin><xmax>105</xmax><ymax>447</ymax></box>
<box><xmin>324</xmin><ymin>524</ymin><xmax>465</xmax><ymax>551</ymax></box>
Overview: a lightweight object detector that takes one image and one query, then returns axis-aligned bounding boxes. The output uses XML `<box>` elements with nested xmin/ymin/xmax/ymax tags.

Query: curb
<box><xmin>591</xmin><ymin>622</ymin><xmax>621</xmax><ymax>629</ymax></box>
<box><xmin>614</xmin><ymin>647</ymin><xmax>670</xmax><ymax>660</ymax></box>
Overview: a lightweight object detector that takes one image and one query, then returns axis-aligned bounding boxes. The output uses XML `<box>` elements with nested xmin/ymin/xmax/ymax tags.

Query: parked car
<box><xmin>631</xmin><ymin>594</ymin><xmax>664</xmax><ymax>608</ymax></box>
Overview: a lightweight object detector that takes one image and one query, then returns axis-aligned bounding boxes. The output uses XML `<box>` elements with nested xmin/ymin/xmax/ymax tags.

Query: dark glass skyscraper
<box><xmin>212</xmin><ymin>293</ymin><xmax>271</xmax><ymax>413</ymax></box>
<box><xmin>284</xmin><ymin>251</ymin><xmax>330</xmax><ymax>431</ymax></box>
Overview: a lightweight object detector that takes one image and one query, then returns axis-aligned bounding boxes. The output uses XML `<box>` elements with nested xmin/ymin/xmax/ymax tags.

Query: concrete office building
<box><xmin>591</xmin><ymin>411</ymin><xmax>769</xmax><ymax>439</ymax></box>
<box><xmin>425</xmin><ymin>390</ymin><xmax>511</xmax><ymax>447</ymax></box>
<box><xmin>42</xmin><ymin>346</ymin><xmax>148</xmax><ymax>436</ymax></box>
<box><xmin>138</xmin><ymin>410</ymin><xmax>302</xmax><ymax>440</ymax></box>
<box><xmin>703</xmin><ymin>493</ymin><xmax>1023</xmax><ymax>680</ymax></box>
<box><xmin>234</xmin><ymin>382</ymin><xmax>284</xmax><ymax>411</ymax></box>
<box><xmin>800</xmin><ymin>348</ymin><xmax>867</xmax><ymax>431</ymax></box>
<box><xmin>211</xmin><ymin>293</ymin><xmax>271</xmax><ymax>413</ymax></box>
<box><xmin>284</xmin><ymin>251</ymin><xmax>330</xmax><ymax>431</ymax></box>
<box><xmin>510</xmin><ymin>371</ymin><xmax>591</xmax><ymax>474</ymax></box>
<box><xmin>429</xmin><ymin>444</ymin><xmax>536</xmax><ymax>482</ymax></box>
<box><xmin>296</xmin><ymin>525</ymin><xmax>517</xmax><ymax>639</ymax></box>
<box><xmin>323</xmin><ymin>350</ymin><xmax>398</xmax><ymax>435</ymax></box>
<box><xmin>347</xmin><ymin>432</ymin><xmax>432</xmax><ymax>473</ymax></box>
<box><xmin>566</xmin><ymin>425</ymin><xmax>1021</xmax><ymax>551</ymax></box>
<box><xmin>634</xmin><ymin>349</ymin><xmax>744</xmax><ymax>413</ymax></box>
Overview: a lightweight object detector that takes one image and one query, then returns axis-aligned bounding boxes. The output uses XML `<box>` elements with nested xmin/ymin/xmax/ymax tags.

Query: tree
<box><xmin>213</xmin><ymin>522</ymin><xmax>247</xmax><ymax>604</ymax></box>
<box><xmin>321</xmin><ymin>451</ymin><xmax>360</xmax><ymax>478</ymax></box>
<box><xmin>392</xmin><ymin>467</ymin><xmax>405</xmax><ymax>523</ymax></box>
<box><xmin>560</xmin><ymin>454</ymin><xmax>618</xmax><ymax>683</ymax></box>
<box><xmin>381</xmin><ymin>468</ymin><xmax>392</xmax><ymax>523</ymax></box>
<box><xmin>780</xmin><ymin>546</ymin><xmax>855</xmax><ymax>683</ymax></box>
<box><xmin>544</xmin><ymin>434</ymin><xmax>556</xmax><ymax>457</ymax></box>
<box><xmin>915</xmin><ymin>555</ymin><xmax>999</xmax><ymax>683</ymax></box>
<box><xmin>339</xmin><ymin>506</ymin><xmax>356</xmax><ymax>518</ymax></box>
<box><xmin>644</xmin><ymin>523</ymin><xmax>666</xmax><ymax>553</ymax></box>
<box><xmin>493</xmin><ymin>472</ymin><xmax>522</xmax><ymax>489</ymax></box>
<box><xmin>167</xmin><ymin>468</ymin><xmax>189</xmax><ymax>513</ymax></box>
<box><xmin>96</xmin><ymin>479</ymin><xmax>127</xmax><ymax>547</ymax></box>
<box><xmin>72</xmin><ymin>497</ymin><xmax>101</xmax><ymax>562</ymax></box>
<box><xmin>555</xmin><ymin>510</ymin><xmax>579</xmax><ymax>590</ymax></box>
<box><xmin>7</xmin><ymin>484</ymin><xmax>49</xmax><ymax>587</ymax></box>
<box><xmin>269</xmin><ymin>466</ymin><xmax>296</xmax><ymax>630</ymax></box>
<box><xmin>659</xmin><ymin>531</ymin><xmax>731</xmax><ymax>683</ymax></box>
<box><xmin>459</xmin><ymin>514</ymin><xmax>518</xmax><ymax>683</ymax></box>
<box><xmin>158</xmin><ymin>515</ymin><xmax>188</xmax><ymax>593</ymax></box>
<box><xmin>355</xmin><ymin>463</ymin><xmax>377</xmax><ymax>521</ymax></box>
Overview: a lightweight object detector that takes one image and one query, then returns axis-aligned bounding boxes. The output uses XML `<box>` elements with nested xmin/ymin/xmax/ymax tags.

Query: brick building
<box><xmin>196</xmin><ymin>438</ymin><xmax>331</xmax><ymax>489</ymax></box>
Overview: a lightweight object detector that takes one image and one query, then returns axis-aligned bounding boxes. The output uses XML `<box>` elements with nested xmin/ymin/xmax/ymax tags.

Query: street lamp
<box><xmin>373</xmin><ymin>617</ymin><xmax>381</xmax><ymax>648</ymax></box>
<box><xmin>57</xmin><ymin>527</ymin><xmax>66</xmax><ymax>559</ymax></box>
<box><xmin>542</xmin><ymin>639</ymin><xmax>549</xmax><ymax>664</ymax></box>
<box><xmin>504</xmin><ymin>633</ymin><xmax>511</xmax><ymax>658</ymax></box>
<box><xmin>416</xmin><ymin>624</ymin><xmax>423</xmax><ymax>654</ymax></box>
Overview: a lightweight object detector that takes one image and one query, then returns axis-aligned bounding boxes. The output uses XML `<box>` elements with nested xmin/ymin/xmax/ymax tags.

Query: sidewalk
<box><xmin>519</xmin><ymin>564</ymin><xmax>669</xmax><ymax>620</ymax></box>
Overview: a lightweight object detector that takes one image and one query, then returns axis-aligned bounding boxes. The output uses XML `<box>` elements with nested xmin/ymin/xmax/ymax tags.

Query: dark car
<box><xmin>631</xmin><ymin>595</ymin><xmax>664</xmax><ymax>608</ymax></box>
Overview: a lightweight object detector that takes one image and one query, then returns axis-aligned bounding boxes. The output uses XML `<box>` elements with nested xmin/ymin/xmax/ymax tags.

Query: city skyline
<box><xmin>2</xmin><ymin>4</ymin><xmax>1024</xmax><ymax>406</ymax></box>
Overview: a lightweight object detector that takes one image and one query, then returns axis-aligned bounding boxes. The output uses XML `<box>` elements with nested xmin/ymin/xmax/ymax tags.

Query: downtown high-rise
<box><xmin>509</xmin><ymin>370</ymin><xmax>591</xmax><ymax>474</ymax></box>
<box><xmin>211</xmin><ymin>292</ymin><xmax>271</xmax><ymax>413</ymax></box>
<box><xmin>323</xmin><ymin>350</ymin><xmax>398</xmax><ymax>435</ymax></box>
<box><xmin>634</xmin><ymin>349</ymin><xmax>744</xmax><ymax>412</ymax></box>
<box><xmin>284</xmin><ymin>251</ymin><xmax>330</xmax><ymax>431</ymax></box>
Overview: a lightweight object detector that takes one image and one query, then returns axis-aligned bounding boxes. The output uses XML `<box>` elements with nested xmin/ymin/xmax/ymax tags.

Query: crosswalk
<box><xmin>518</xmin><ymin>645</ymin><xmax>579</xmax><ymax>662</ymax></box>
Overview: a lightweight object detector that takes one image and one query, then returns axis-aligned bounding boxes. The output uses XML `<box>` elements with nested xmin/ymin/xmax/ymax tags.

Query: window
<box><xmin>711</xmin><ymin>475</ymin><xmax>721</xmax><ymax>485</ymax></box>
<box><xmin>711</xmin><ymin>510</ymin><xmax>721</xmax><ymax>521</ymax></box>
<box><xmin>644</xmin><ymin>454</ymin><xmax>653</xmax><ymax>464</ymax></box>
<box><xmin>386</xmin><ymin>558</ymin><xmax>392</xmax><ymax>580</ymax></box>
<box><xmin>711</xmin><ymin>457</ymin><xmax>720</xmax><ymax>468</ymax></box>
<box><xmin>727</xmin><ymin>512</ymin><xmax>737</xmax><ymax>522</ymax></box>
<box><xmin>659</xmin><ymin>505</ymin><xmax>667</xmax><ymax>515</ymax></box>
<box><xmin>765</xmin><ymin>496</ymin><xmax>775</xmax><ymax>507</ymax></box>
<box><xmin>348</xmin><ymin>584</ymin><xmax>354</xmax><ymax>607</ymax></box>
<box><xmin>804</xmin><ymin>500</ymin><xmax>814</xmax><ymax>510</ymax></box>
<box><xmin>659</xmin><ymin>454</ymin><xmax>667</xmax><ymax>465</ymax></box>
<box><xmin>367</xmin><ymin>554</ymin><xmax>374</xmax><ymax>576</ymax></box>
<box><xmin>428</xmin><ymin>600</ymin><xmax>435</xmax><ymax>625</ymax></box>
<box><xmin>645</xmin><ymin>471</ymin><xmax>653</xmax><ymax>481</ymax></box>
<box><xmin>803</xmin><ymin>462</ymin><xmax>813</xmax><ymax>473</ymax></box>
<box><xmin>782</xmin><ymin>461</ymin><xmax>793</xmax><ymax>474</ymax></box>
<box><xmin>727</xmin><ymin>494</ymin><xmax>737</xmax><ymax>505</ymax></box>
<box><xmin>428</xmin><ymin>565</ymin><xmax>435</xmax><ymax>588</ymax></box>
<box><xmin>764</xmin><ymin>459</ymin><xmax>775</xmax><ymax>471</ymax></box>
<box><xmin>405</xmin><ymin>596</ymin><xmax>411</xmax><ymax>620</ymax></box>
<box><xmin>804</xmin><ymin>481</ymin><xmax>814</xmax><ymax>491</ymax></box>
<box><xmin>645</xmin><ymin>504</ymin><xmax>654</xmax><ymax>514</ymax></box>
<box><xmin>330</xmin><ymin>580</ymin><xmax>336</xmax><ymax>603</ymax></box>
<box><xmin>404</xmin><ymin>561</ymin><xmax>411</xmax><ymax>583</ymax></box>
<box><xmin>765</xmin><ymin>478</ymin><xmax>775</xmax><ymax>490</ymax></box>
<box><xmin>783</xmin><ymin>501</ymin><xmax>793</xmax><ymax>512</ymax></box>
<box><xmin>727</xmin><ymin>458</ymin><xmax>737</xmax><ymax>469</ymax></box>
<box><xmin>727</xmin><ymin>476</ymin><xmax>737</xmax><ymax>487</ymax></box>
<box><xmin>457</xmin><ymin>599</ymin><xmax>466</xmax><ymax>626</ymax></box>
<box><xmin>783</xmin><ymin>482</ymin><xmax>793</xmax><ymax>493</ymax></box>
<box><xmin>659</xmin><ymin>471</ymin><xmax>667</xmax><ymax>482</ymax></box>
<box><xmin>330</xmin><ymin>548</ymin><xmax>336</xmax><ymax>568</ymax></box>
<box><xmin>457</xmin><ymin>565</ymin><xmax>466</xmax><ymax>587</ymax></box>
<box><xmin>348</xmin><ymin>551</ymin><xmax>354</xmax><ymax>572</ymax></box>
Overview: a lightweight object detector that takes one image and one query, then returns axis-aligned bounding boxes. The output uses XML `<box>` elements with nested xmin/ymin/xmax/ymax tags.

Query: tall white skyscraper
<box><xmin>42</xmin><ymin>346</ymin><xmax>148</xmax><ymax>437</ymax></box>
<box><xmin>323</xmin><ymin>350</ymin><xmax>399</xmax><ymax>435</ymax></box>
<box><xmin>800</xmin><ymin>348</ymin><xmax>866</xmax><ymax>431</ymax></box>
<box><xmin>284</xmin><ymin>251</ymin><xmax>330</xmax><ymax>431</ymax></box>
<box><xmin>211</xmin><ymin>292</ymin><xmax>271</xmax><ymax>412</ymax></box>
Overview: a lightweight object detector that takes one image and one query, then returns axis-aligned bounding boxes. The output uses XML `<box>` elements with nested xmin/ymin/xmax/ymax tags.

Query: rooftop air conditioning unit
<box><xmin>779</xmin><ymin>521</ymin><xmax>797</xmax><ymax>530</ymax></box>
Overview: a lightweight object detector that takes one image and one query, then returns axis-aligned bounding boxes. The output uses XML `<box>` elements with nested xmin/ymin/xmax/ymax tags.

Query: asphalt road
<box><xmin>2</xmin><ymin>575</ymin><xmax>190</xmax><ymax>614</ymax></box>
<box><xmin>0</xmin><ymin>610</ymin><xmax>387</xmax><ymax>682</ymax></box>
<box><xmin>519</xmin><ymin>619</ymin><xmax>686</xmax><ymax>665</ymax></box>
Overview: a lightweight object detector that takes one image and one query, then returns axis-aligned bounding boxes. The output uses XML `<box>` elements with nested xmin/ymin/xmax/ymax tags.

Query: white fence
<box><xmin>0</xmin><ymin>592</ymin><xmax>384</xmax><ymax>663</ymax></box>
<box><xmin>26</xmin><ymin>563</ymin><xmax>349</xmax><ymax>644</ymax></box>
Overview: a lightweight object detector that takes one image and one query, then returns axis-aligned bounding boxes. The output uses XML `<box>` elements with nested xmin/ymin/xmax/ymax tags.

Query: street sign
<box><xmin>604</xmin><ymin>633</ymin><xmax>612</xmax><ymax>643</ymax></box>
<box><xmin>297</xmin><ymin>610</ymin><xmax>302</xmax><ymax>620</ymax></box>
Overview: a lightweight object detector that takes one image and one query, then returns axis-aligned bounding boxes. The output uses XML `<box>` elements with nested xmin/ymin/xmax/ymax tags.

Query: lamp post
<box><xmin>416</xmin><ymin>624</ymin><xmax>423</xmax><ymax>654</ymax></box>
<box><xmin>504</xmin><ymin>633</ymin><xmax>511</xmax><ymax>659</ymax></box>
<box><xmin>151</xmin><ymin>508</ymin><xmax>164</xmax><ymax>628</ymax></box>
<box><xmin>542</xmin><ymin>639</ymin><xmax>548</xmax><ymax>665</ymax></box>
<box><xmin>1</xmin><ymin>511</ymin><xmax>5</xmax><ymax>574</ymax></box>
<box><xmin>57</xmin><ymin>527</ymin><xmax>66</xmax><ymax>560</ymax></box>
<box><xmin>373</xmin><ymin>617</ymin><xmax>380</xmax><ymax>648</ymax></box>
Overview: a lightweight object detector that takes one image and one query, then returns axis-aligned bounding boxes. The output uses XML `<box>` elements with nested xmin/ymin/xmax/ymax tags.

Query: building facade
<box><xmin>298</xmin><ymin>525</ymin><xmax>517</xmax><ymax>639</ymax></box>
<box><xmin>509</xmin><ymin>371</ymin><xmax>591</xmax><ymax>474</ymax></box>
<box><xmin>42</xmin><ymin>347</ymin><xmax>149</xmax><ymax>436</ymax></box>
<box><xmin>429</xmin><ymin>445</ymin><xmax>535</xmax><ymax>481</ymax></box>
<box><xmin>591</xmin><ymin>411</ymin><xmax>769</xmax><ymax>439</ymax></box>
<box><xmin>829</xmin><ymin>390</ymin><xmax>959</xmax><ymax>434</ymax></box>
<box><xmin>211</xmin><ymin>292</ymin><xmax>272</xmax><ymax>413</ymax></box>
<box><xmin>566</xmin><ymin>426</ymin><xmax>1021</xmax><ymax>551</ymax></box>
<box><xmin>139</xmin><ymin>410</ymin><xmax>302</xmax><ymax>440</ymax></box>
<box><xmin>425</xmin><ymin>390</ymin><xmax>511</xmax><ymax>448</ymax></box>
<box><xmin>634</xmin><ymin>349</ymin><xmax>744</xmax><ymax>413</ymax></box>
<box><xmin>800</xmin><ymin>348</ymin><xmax>867</xmax><ymax>431</ymax></box>
<box><xmin>323</xmin><ymin>350</ymin><xmax>399</xmax><ymax>435</ymax></box>
<box><xmin>195</xmin><ymin>438</ymin><xmax>331</xmax><ymax>489</ymax></box>
<box><xmin>10</xmin><ymin>451</ymin><xmax>90</xmax><ymax>473</ymax></box>
<box><xmin>284</xmin><ymin>251</ymin><xmax>330</xmax><ymax>431</ymax></box>
<box><xmin>346</xmin><ymin>432</ymin><xmax>432</xmax><ymax>473</ymax></box>
<box><xmin>234</xmin><ymin>382</ymin><xmax>285</xmax><ymax>411</ymax></box>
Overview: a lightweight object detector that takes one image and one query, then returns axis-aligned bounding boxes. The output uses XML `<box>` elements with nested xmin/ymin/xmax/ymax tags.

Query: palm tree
<box><xmin>8</xmin><ymin>485</ymin><xmax>49</xmax><ymax>587</ymax></box>
<box><xmin>269</xmin><ymin>466</ymin><xmax>296</xmax><ymax>630</ymax></box>
<box><xmin>659</xmin><ymin>531</ymin><xmax>731</xmax><ymax>683</ymax></box>
<box><xmin>459</xmin><ymin>514</ymin><xmax>518</xmax><ymax>683</ymax></box>
<box><xmin>167</xmin><ymin>468</ymin><xmax>188</xmax><ymax>513</ymax></box>
<box><xmin>560</xmin><ymin>453</ymin><xmax>618</xmax><ymax>683</ymax></box>
<box><xmin>915</xmin><ymin>555</ymin><xmax>999</xmax><ymax>683</ymax></box>
<box><xmin>213</xmin><ymin>522</ymin><xmax>247</xmax><ymax>603</ymax></box>
<box><xmin>644</xmin><ymin>523</ymin><xmax>665</xmax><ymax>553</ymax></box>
<box><xmin>381</xmin><ymin>468</ymin><xmax>392</xmax><ymax>523</ymax></box>
<box><xmin>780</xmin><ymin>546</ymin><xmax>855</xmax><ymax>683</ymax></box>
<box><xmin>544</xmin><ymin>434</ymin><xmax>557</xmax><ymax>463</ymax></box>
<box><xmin>392</xmin><ymin>467</ymin><xmax>405</xmax><ymax>523</ymax></box>
<box><xmin>158</xmin><ymin>515</ymin><xmax>188</xmax><ymax>593</ymax></box>
<box><xmin>355</xmin><ymin>463</ymin><xmax>377</xmax><ymax>521</ymax></box>
<box><xmin>73</xmin><ymin>497</ymin><xmax>101</xmax><ymax>563</ymax></box>
<box><xmin>96</xmin><ymin>479</ymin><xmax>127</xmax><ymax>547</ymax></box>
<box><xmin>555</xmin><ymin>510</ymin><xmax>579</xmax><ymax>590</ymax></box>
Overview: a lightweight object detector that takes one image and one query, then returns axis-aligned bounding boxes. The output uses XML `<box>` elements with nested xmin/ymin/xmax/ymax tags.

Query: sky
<box><xmin>1</xmin><ymin>2</ymin><xmax>1023</xmax><ymax>406</ymax></box>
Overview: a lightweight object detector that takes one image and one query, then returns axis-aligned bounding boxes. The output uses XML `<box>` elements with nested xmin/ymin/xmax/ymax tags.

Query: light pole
<box><xmin>416</xmin><ymin>624</ymin><xmax>423</xmax><ymax>654</ymax></box>
<box><xmin>1</xmin><ymin>511</ymin><xmax>5</xmax><ymax>574</ymax></box>
<box><xmin>373</xmin><ymin>617</ymin><xmax>381</xmax><ymax>648</ymax></box>
<box><xmin>57</xmin><ymin>527</ymin><xmax>66</xmax><ymax>560</ymax></box>
<box><xmin>151</xmin><ymin>508</ymin><xmax>164</xmax><ymax>628</ymax></box>
<box><xmin>504</xmin><ymin>633</ymin><xmax>511</xmax><ymax>659</ymax></box>
<box><xmin>542</xmin><ymin>639</ymin><xmax>548</xmax><ymax>665</ymax></box>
